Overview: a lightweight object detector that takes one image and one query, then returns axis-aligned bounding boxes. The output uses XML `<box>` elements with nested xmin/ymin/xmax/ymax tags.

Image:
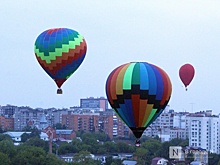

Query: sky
<box><xmin>0</xmin><ymin>1</ymin><xmax>220</xmax><ymax>114</ymax></box>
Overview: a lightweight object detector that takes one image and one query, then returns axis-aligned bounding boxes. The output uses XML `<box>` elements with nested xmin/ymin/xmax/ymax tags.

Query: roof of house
<box><xmin>122</xmin><ymin>160</ymin><xmax>137</xmax><ymax>165</ymax></box>
<box><xmin>3</xmin><ymin>132</ymin><xmax>31</xmax><ymax>137</ymax></box>
<box><xmin>56</xmin><ymin>130</ymin><xmax>73</xmax><ymax>135</ymax></box>
<box><xmin>3</xmin><ymin>131</ymin><xmax>48</xmax><ymax>138</ymax></box>
<box><xmin>151</xmin><ymin>157</ymin><xmax>168</xmax><ymax>165</ymax></box>
<box><xmin>40</xmin><ymin>132</ymin><xmax>48</xmax><ymax>137</ymax></box>
<box><xmin>190</xmin><ymin>161</ymin><xmax>202</xmax><ymax>165</ymax></box>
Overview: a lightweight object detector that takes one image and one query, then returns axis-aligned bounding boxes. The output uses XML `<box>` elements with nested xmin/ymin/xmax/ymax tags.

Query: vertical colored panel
<box><xmin>144</xmin><ymin>108</ymin><xmax>157</xmax><ymax>127</ymax></box>
<box><xmin>138</xmin><ymin>99</ymin><xmax>148</xmax><ymax>127</ymax></box>
<box><xmin>132</xmin><ymin>63</ymin><xmax>140</xmax><ymax>85</ymax></box>
<box><xmin>150</xmin><ymin>64</ymin><xmax>164</xmax><ymax>100</ymax></box>
<box><xmin>116</xmin><ymin>64</ymin><xmax>130</xmax><ymax>95</ymax></box>
<box><xmin>139</xmin><ymin>63</ymin><xmax>149</xmax><ymax>90</ymax></box>
<box><xmin>109</xmin><ymin>68</ymin><xmax>120</xmax><ymax>100</ymax></box>
<box><xmin>116</xmin><ymin>105</ymin><xmax>132</xmax><ymax>127</ymax></box>
<box><xmin>124</xmin><ymin>99</ymin><xmax>136</xmax><ymax>127</ymax></box>
<box><xmin>131</xmin><ymin>94</ymin><xmax>140</xmax><ymax>126</ymax></box>
<box><xmin>143</xmin><ymin>63</ymin><xmax>157</xmax><ymax>95</ymax></box>
<box><xmin>123</xmin><ymin>63</ymin><xmax>135</xmax><ymax>90</ymax></box>
<box><xmin>141</xmin><ymin>104</ymin><xmax>153</xmax><ymax>126</ymax></box>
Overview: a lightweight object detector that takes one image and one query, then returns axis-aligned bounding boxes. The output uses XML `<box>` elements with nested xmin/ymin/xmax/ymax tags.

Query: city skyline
<box><xmin>0</xmin><ymin>1</ymin><xmax>220</xmax><ymax>114</ymax></box>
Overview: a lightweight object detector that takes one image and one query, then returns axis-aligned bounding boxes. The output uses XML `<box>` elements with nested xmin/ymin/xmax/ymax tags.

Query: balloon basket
<box><xmin>57</xmin><ymin>89</ymin><xmax>62</xmax><ymax>94</ymax></box>
<box><xmin>135</xmin><ymin>139</ymin><xmax>141</xmax><ymax>147</ymax></box>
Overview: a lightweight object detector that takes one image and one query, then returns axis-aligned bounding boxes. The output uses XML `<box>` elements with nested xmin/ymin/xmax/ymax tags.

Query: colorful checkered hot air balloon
<box><xmin>105</xmin><ymin>62</ymin><xmax>172</xmax><ymax>146</ymax></box>
<box><xmin>34</xmin><ymin>28</ymin><xmax>87</xmax><ymax>94</ymax></box>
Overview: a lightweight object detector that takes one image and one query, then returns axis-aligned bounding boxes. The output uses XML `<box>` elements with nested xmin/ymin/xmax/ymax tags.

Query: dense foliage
<box><xmin>0</xmin><ymin>130</ymin><xmax>220</xmax><ymax>165</ymax></box>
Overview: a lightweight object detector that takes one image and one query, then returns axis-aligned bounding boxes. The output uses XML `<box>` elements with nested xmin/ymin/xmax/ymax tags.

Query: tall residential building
<box><xmin>143</xmin><ymin>107</ymin><xmax>188</xmax><ymax>141</ymax></box>
<box><xmin>62</xmin><ymin>110</ymin><xmax>115</xmax><ymax>139</ymax></box>
<box><xmin>99</xmin><ymin>111</ymin><xmax>114</xmax><ymax>139</ymax></box>
<box><xmin>0</xmin><ymin>116</ymin><xmax>14</xmax><ymax>130</ymax></box>
<box><xmin>62</xmin><ymin>112</ymin><xmax>100</xmax><ymax>132</ymax></box>
<box><xmin>80</xmin><ymin>97</ymin><xmax>108</xmax><ymax>111</ymax></box>
<box><xmin>14</xmin><ymin>107</ymin><xmax>44</xmax><ymax>130</ymax></box>
<box><xmin>1</xmin><ymin>105</ymin><xmax>18</xmax><ymax>118</ymax></box>
<box><xmin>45</xmin><ymin>108</ymin><xmax>69</xmax><ymax>126</ymax></box>
<box><xmin>186</xmin><ymin>110</ymin><xmax>220</xmax><ymax>154</ymax></box>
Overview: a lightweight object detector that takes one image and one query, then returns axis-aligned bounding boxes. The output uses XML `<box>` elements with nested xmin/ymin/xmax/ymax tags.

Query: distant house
<box><xmin>59</xmin><ymin>153</ymin><xmax>74</xmax><ymax>162</ymax></box>
<box><xmin>190</xmin><ymin>161</ymin><xmax>204</xmax><ymax>165</ymax></box>
<box><xmin>3</xmin><ymin>131</ymin><xmax>49</xmax><ymax>142</ymax></box>
<box><xmin>151</xmin><ymin>157</ymin><xmax>168</xmax><ymax>165</ymax></box>
<box><xmin>56</xmin><ymin>129</ymin><xmax>76</xmax><ymax>140</ymax></box>
<box><xmin>3</xmin><ymin>132</ymin><xmax>31</xmax><ymax>141</ymax></box>
<box><xmin>122</xmin><ymin>160</ymin><xmax>137</xmax><ymax>165</ymax></box>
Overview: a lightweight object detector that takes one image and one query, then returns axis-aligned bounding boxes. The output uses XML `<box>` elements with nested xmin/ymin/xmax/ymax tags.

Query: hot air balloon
<box><xmin>179</xmin><ymin>63</ymin><xmax>195</xmax><ymax>91</ymax></box>
<box><xmin>105</xmin><ymin>62</ymin><xmax>172</xmax><ymax>146</ymax></box>
<box><xmin>34</xmin><ymin>28</ymin><xmax>87</xmax><ymax>94</ymax></box>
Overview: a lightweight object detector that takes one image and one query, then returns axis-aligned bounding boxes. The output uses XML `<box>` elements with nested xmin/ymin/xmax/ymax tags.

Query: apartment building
<box><xmin>112</xmin><ymin>114</ymin><xmax>130</xmax><ymax>138</ymax></box>
<box><xmin>14</xmin><ymin>106</ymin><xmax>44</xmax><ymax>130</ymax></box>
<box><xmin>62</xmin><ymin>112</ymin><xmax>114</xmax><ymax>138</ymax></box>
<box><xmin>186</xmin><ymin>110</ymin><xmax>220</xmax><ymax>154</ymax></box>
<box><xmin>45</xmin><ymin>108</ymin><xmax>69</xmax><ymax>126</ymax></box>
<box><xmin>80</xmin><ymin>97</ymin><xmax>108</xmax><ymax>111</ymax></box>
<box><xmin>143</xmin><ymin>108</ymin><xmax>189</xmax><ymax>141</ymax></box>
<box><xmin>0</xmin><ymin>116</ymin><xmax>14</xmax><ymax>130</ymax></box>
<box><xmin>1</xmin><ymin>105</ymin><xmax>17</xmax><ymax>118</ymax></box>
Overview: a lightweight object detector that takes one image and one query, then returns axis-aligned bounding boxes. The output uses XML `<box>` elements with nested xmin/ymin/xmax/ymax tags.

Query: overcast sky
<box><xmin>0</xmin><ymin>1</ymin><xmax>220</xmax><ymax>114</ymax></box>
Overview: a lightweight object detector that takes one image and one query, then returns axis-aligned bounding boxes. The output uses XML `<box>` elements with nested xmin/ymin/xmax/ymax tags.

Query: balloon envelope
<box><xmin>105</xmin><ymin>62</ymin><xmax>172</xmax><ymax>139</ymax></box>
<box><xmin>179</xmin><ymin>64</ymin><xmax>195</xmax><ymax>90</ymax></box>
<box><xmin>34</xmin><ymin>28</ymin><xmax>87</xmax><ymax>93</ymax></box>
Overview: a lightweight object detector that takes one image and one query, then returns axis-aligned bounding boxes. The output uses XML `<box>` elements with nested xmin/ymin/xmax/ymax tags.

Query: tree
<box><xmin>58</xmin><ymin>142</ymin><xmax>75</xmax><ymax>155</ymax></box>
<box><xmin>0</xmin><ymin>152</ymin><xmax>11</xmax><ymax>165</ymax></box>
<box><xmin>45</xmin><ymin>153</ymin><xmax>66</xmax><ymax>165</ymax></box>
<box><xmin>185</xmin><ymin>152</ymin><xmax>194</xmax><ymax>163</ymax></box>
<box><xmin>135</xmin><ymin>148</ymin><xmax>148</xmax><ymax>165</ymax></box>
<box><xmin>160</xmin><ymin>141</ymin><xmax>171</xmax><ymax>160</ymax></box>
<box><xmin>73</xmin><ymin>150</ymin><xmax>91</xmax><ymax>161</ymax></box>
<box><xmin>71</xmin><ymin>138</ymin><xmax>82</xmax><ymax>152</ymax></box>
<box><xmin>12</xmin><ymin>146</ymin><xmax>47</xmax><ymax>165</ymax></box>
<box><xmin>116</xmin><ymin>142</ymin><xmax>135</xmax><ymax>153</ymax></box>
<box><xmin>105</xmin><ymin>156</ymin><xmax>123</xmax><ymax>165</ymax></box>
<box><xmin>103</xmin><ymin>141</ymin><xmax>118</xmax><ymax>153</ymax></box>
<box><xmin>25</xmin><ymin>137</ymin><xmax>49</xmax><ymax>151</ymax></box>
<box><xmin>141</xmin><ymin>138</ymin><xmax>162</xmax><ymax>157</ymax></box>
<box><xmin>208</xmin><ymin>152</ymin><xmax>220</xmax><ymax>165</ymax></box>
<box><xmin>53</xmin><ymin>123</ymin><xmax>66</xmax><ymax>129</ymax></box>
<box><xmin>94</xmin><ymin>131</ymin><xmax>110</xmax><ymax>142</ymax></box>
<box><xmin>0</xmin><ymin>126</ymin><xmax>4</xmax><ymax>133</ymax></box>
<box><xmin>22</xmin><ymin>125</ymin><xmax>32</xmax><ymax>131</ymax></box>
<box><xmin>0</xmin><ymin>134</ymin><xmax>12</xmax><ymax>141</ymax></box>
<box><xmin>29</xmin><ymin>127</ymin><xmax>41</xmax><ymax>138</ymax></box>
<box><xmin>21</xmin><ymin>132</ymin><xmax>30</xmax><ymax>142</ymax></box>
<box><xmin>0</xmin><ymin>140</ymin><xmax>16</xmax><ymax>158</ymax></box>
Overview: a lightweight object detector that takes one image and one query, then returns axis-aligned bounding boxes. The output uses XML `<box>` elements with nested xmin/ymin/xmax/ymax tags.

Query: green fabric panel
<box><xmin>144</xmin><ymin>108</ymin><xmax>157</xmax><ymax>127</ymax></box>
<box><xmin>132</xmin><ymin>62</ymin><xmax>140</xmax><ymax>85</ymax></box>
<box><xmin>123</xmin><ymin>63</ymin><xmax>135</xmax><ymax>90</ymax></box>
<box><xmin>34</xmin><ymin>34</ymin><xmax>84</xmax><ymax>63</ymax></box>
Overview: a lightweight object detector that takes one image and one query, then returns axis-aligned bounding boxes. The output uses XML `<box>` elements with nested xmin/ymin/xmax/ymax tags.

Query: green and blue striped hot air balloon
<box><xmin>34</xmin><ymin>28</ymin><xmax>87</xmax><ymax>94</ymax></box>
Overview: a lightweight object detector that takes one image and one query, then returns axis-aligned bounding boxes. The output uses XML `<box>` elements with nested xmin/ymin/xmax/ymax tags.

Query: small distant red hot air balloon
<box><xmin>179</xmin><ymin>64</ymin><xmax>195</xmax><ymax>91</ymax></box>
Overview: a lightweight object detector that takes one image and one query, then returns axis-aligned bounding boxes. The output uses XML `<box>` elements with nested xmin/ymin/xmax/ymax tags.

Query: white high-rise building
<box><xmin>187</xmin><ymin>110</ymin><xmax>220</xmax><ymax>154</ymax></box>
